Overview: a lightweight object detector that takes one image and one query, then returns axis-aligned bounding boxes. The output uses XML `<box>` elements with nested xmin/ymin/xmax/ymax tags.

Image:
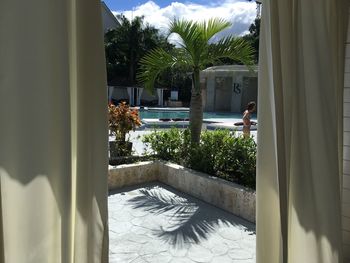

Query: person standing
<box><xmin>243</xmin><ymin>101</ymin><xmax>256</xmax><ymax>138</ymax></box>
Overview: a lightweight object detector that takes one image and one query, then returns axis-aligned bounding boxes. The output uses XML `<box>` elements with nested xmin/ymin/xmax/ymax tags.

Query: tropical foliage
<box><xmin>243</xmin><ymin>18</ymin><xmax>260</xmax><ymax>63</ymax></box>
<box><xmin>105</xmin><ymin>15</ymin><xmax>173</xmax><ymax>85</ymax></box>
<box><xmin>137</xmin><ymin>18</ymin><xmax>255</xmax><ymax>143</ymax></box>
<box><xmin>143</xmin><ymin>128</ymin><xmax>257</xmax><ymax>189</ymax></box>
<box><xmin>108</xmin><ymin>102</ymin><xmax>142</xmax><ymax>142</ymax></box>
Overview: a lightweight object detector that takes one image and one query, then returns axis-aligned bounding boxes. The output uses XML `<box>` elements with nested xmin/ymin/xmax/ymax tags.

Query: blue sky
<box><xmin>104</xmin><ymin>0</ymin><xmax>256</xmax><ymax>42</ymax></box>
<box><xmin>104</xmin><ymin>0</ymin><xmax>212</xmax><ymax>11</ymax></box>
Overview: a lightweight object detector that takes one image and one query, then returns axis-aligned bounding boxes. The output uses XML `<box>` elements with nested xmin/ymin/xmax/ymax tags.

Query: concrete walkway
<box><xmin>109</xmin><ymin>183</ymin><xmax>256</xmax><ymax>263</ymax></box>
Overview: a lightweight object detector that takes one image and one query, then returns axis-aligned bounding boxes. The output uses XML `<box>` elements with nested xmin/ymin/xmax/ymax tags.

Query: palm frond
<box><xmin>137</xmin><ymin>48</ymin><xmax>191</xmax><ymax>93</ymax></box>
<box><xmin>169</xmin><ymin>19</ymin><xmax>206</xmax><ymax>65</ymax></box>
<box><xmin>169</xmin><ymin>18</ymin><xmax>233</xmax><ymax>66</ymax></box>
<box><xmin>198</xmin><ymin>18</ymin><xmax>232</xmax><ymax>42</ymax></box>
<box><xmin>206</xmin><ymin>36</ymin><xmax>255</xmax><ymax>68</ymax></box>
<box><xmin>169</xmin><ymin>19</ymin><xmax>201</xmax><ymax>47</ymax></box>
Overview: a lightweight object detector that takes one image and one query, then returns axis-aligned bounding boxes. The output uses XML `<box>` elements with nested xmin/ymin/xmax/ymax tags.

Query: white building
<box><xmin>101</xmin><ymin>1</ymin><xmax>120</xmax><ymax>32</ymax></box>
<box><xmin>200</xmin><ymin>65</ymin><xmax>258</xmax><ymax>113</ymax></box>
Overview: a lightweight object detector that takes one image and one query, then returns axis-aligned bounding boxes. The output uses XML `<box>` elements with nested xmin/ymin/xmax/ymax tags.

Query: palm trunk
<box><xmin>189</xmin><ymin>68</ymin><xmax>203</xmax><ymax>144</ymax></box>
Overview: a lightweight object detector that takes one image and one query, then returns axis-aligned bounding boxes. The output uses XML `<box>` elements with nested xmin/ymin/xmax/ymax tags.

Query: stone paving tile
<box><xmin>109</xmin><ymin>182</ymin><xmax>256</xmax><ymax>263</ymax></box>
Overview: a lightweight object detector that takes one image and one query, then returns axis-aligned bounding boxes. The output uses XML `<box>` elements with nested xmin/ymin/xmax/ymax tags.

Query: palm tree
<box><xmin>137</xmin><ymin>18</ymin><xmax>255</xmax><ymax>143</ymax></box>
<box><xmin>105</xmin><ymin>15</ymin><xmax>172</xmax><ymax>85</ymax></box>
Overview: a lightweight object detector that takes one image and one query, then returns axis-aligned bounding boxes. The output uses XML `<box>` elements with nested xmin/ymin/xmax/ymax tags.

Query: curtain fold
<box><xmin>0</xmin><ymin>0</ymin><xmax>108</xmax><ymax>262</ymax></box>
<box><xmin>257</xmin><ymin>0</ymin><xmax>348</xmax><ymax>262</ymax></box>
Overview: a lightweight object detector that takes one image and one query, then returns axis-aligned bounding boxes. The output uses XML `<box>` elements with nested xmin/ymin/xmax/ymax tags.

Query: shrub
<box><xmin>108</xmin><ymin>102</ymin><xmax>142</xmax><ymax>142</ymax></box>
<box><xmin>142</xmin><ymin>128</ymin><xmax>190</xmax><ymax>164</ymax></box>
<box><xmin>143</xmin><ymin>129</ymin><xmax>256</xmax><ymax>189</ymax></box>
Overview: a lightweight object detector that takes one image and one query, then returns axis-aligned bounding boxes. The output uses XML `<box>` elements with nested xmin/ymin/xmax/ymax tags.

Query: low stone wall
<box><xmin>158</xmin><ymin>162</ymin><xmax>256</xmax><ymax>223</ymax></box>
<box><xmin>108</xmin><ymin>161</ymin><xmax>158</xmax><ymax>189</ymax></box>
<box><xmin>108</xmin><ymin>161</ymin><xmax>256</xmax><ymax>223</ymax></box>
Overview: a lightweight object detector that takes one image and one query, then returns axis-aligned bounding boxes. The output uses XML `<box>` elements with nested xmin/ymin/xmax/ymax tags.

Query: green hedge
<box><xmin>142</xmin><ymin>129</ymin><xmax>256</xmax><ymax>189</ymax></box>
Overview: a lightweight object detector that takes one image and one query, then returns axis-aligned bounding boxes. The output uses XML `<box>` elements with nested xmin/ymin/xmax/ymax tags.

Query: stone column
<box><xmin>108</xmin><ymin>86</ymin><xmax>114</xmax><ymax>102</ymax></box>
<box><xmin>206</xmin><ymin>71</ymin><xmax>215</xmax><ymax>111</ymax></box>
<box><xmin>231</xmin><ymin>74</ymin><xmax>243</xmax><ymax>113</ymax></box>
<box><xmin>137</xmin><ymin>88</ymin><xmax>144</xmax><ymax>105</ymax></box>
<box><xmin>127</xmin><ymin>87</ymin><xmax>134</xmax><ymax>105</ymax></box>
<box><xmin>157</xmin><ymin>89</ymin><xmax>164</xmax><ymax>106</ymax></box>
<box><xmin>161</xmin><ymin>89</ymin><xmax>164</xmax><ymax>106</ymax></box>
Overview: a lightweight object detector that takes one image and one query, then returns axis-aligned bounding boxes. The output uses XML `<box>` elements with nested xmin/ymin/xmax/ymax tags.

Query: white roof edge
<box><xmin>101</xmin><ymin>1</ymin><xmax>120</xmax><ymax>27</ymax></box>
<box><xmin>202</xmin><ymin>65</ymin><xmax>258</xmax><ymax>72</ymax></box>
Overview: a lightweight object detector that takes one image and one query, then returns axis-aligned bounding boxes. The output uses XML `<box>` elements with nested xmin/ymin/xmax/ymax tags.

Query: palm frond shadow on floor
<box><xmin>127</xmin><ymin>183</ymin><xmax>255</xmax><ymax>248</ymax></box>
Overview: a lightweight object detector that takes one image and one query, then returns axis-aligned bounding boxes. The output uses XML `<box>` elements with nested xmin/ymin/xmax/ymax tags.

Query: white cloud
<box><xmin>112</xmin><ymin>0</ymin><xmax>256</xmax><ymax>45</ymax></box>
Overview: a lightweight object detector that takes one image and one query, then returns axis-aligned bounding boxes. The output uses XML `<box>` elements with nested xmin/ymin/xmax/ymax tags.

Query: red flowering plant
<box><xmin>108</xmin><ymin>102</ymin><xmax>142</xmax><ymax>143</ymax></box>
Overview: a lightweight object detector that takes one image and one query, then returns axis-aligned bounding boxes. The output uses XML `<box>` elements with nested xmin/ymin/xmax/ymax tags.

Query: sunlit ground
<box><xmin>109</xmin><ymin>182</ymin><xmax>256</xmax><ymax>263</ymax></box>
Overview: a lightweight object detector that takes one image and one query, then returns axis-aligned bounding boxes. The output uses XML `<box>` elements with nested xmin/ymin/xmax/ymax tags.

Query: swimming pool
<box><xmin>139</xmin><ymin>110</ymin><xmax>252</xmax><ymax>120</ymax></box>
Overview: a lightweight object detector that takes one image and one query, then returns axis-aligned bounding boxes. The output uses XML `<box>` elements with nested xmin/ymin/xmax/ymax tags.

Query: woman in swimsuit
<box><xmin>243</xmin><ymin>101</ymin><xmax>256</xmax><ymax>138</ymax></box>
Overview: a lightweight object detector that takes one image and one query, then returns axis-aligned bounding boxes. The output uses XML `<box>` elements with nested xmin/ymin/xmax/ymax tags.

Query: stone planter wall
<box><xmin>158</xmin><ymin>162</ymin><xmax>256</xmax><ymax>223</ymax></box>
<box><xmin>108</xmin><ymin>161</ymin><xmax>158</xmax><ymax>189</ymax></box>
<box><xmin>108</xmin><ymin>161</ymin><xmax>256</xmax><ymax>223</ymax></box>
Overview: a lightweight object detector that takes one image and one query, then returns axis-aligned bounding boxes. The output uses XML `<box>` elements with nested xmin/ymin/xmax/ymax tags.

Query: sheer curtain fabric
<box><xmin>257</xmin><ymin>0</ymin><xmax>348</xmax><ymax>262</ymax></box>
<box><xmin>0</xmin><ymin>0</ymin><xmax>108</xmax><ymax>262</ymax></box>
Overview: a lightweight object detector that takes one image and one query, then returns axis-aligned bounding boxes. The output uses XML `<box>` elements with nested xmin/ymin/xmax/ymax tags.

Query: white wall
<box><xmin>201</xmin><ymin>66</ymin><xmax>258</xmax><ymax>113</ymax></box>
<box><xmin>101</xmin><ymin>2</ymin><xmax>119</xmax><ymax>32</ymax></box>
<box><xmin>343</xmin><ymin>8</ymin><xmax>350</xmax><ymax>262</ymax></box>
<box><xmin>140</xmin><ymin>89</ymin><xmax>158</xmax><ymax>102</ymax></box>
<box><xmin>111</xmin><ymin>88</ymin><xmax>128</xmax><ymax>101</ymax></box>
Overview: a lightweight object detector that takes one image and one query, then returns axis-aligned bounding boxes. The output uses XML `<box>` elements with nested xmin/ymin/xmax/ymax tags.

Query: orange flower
<box><xmin>108</xmin><ymin>101</ymin><xmax>142</xmax><ymax>142</ymax></box>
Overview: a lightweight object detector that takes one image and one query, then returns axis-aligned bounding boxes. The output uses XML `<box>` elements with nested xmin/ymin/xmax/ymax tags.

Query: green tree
<box><xmin>137</xmin><ymin>18</ymin><xmax>254</xmax><ymax>143</ymax></box>
<box><xmin>105</xmin><ymin>15</ymin><xmax>173</xmax><ymax>84</ymax></box>
<box><xmin>243</xmin><ymin>18</ymin><xmax>260</xmax><ymax>62</ymax></box>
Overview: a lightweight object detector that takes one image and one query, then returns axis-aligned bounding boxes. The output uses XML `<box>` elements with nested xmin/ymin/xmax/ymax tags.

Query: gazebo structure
<box><xmin>200</xmin><ymin>65</ymin><xmax>258</xmax><ymax>113</ymax></box>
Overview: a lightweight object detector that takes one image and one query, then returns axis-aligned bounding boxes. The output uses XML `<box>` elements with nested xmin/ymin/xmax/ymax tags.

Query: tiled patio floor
<box><xmin>108</xmin><ymin>182</ymin><xmax>256</xmax><ymax>263</ymax></box>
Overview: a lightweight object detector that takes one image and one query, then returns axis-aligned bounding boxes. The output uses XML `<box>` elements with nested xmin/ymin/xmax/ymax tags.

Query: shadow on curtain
<box><xmin>257</xmin><ymin>0</ymin><xmax>349</xmax><ymax>263</ymax></box>
<box><xmin>0</xmin><ymin>0</ymin><xmax>109</xmax><ymax>262</ymax></box>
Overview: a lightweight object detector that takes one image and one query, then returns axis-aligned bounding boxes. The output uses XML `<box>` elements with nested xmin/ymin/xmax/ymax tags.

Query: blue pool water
<box><xmin>139</xmin><ymin>110</ymin><xmax>255</xmax><ymax>120</ymax></box>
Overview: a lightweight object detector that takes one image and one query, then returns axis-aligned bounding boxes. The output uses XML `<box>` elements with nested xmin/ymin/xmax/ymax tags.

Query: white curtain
<box><xmin>257</xmin><ymin>0</ymin><xmax>349</xmax><ymax>262</ymax></box>
<box><xmin>127</xmin><ymin>87</ymin><xmax>134</xmax><ymax>105</ymax></box>
<box><xmin>0</xmin><ymin>0</ymin><xmax>108</xmax><ymax>262</ymax></box>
